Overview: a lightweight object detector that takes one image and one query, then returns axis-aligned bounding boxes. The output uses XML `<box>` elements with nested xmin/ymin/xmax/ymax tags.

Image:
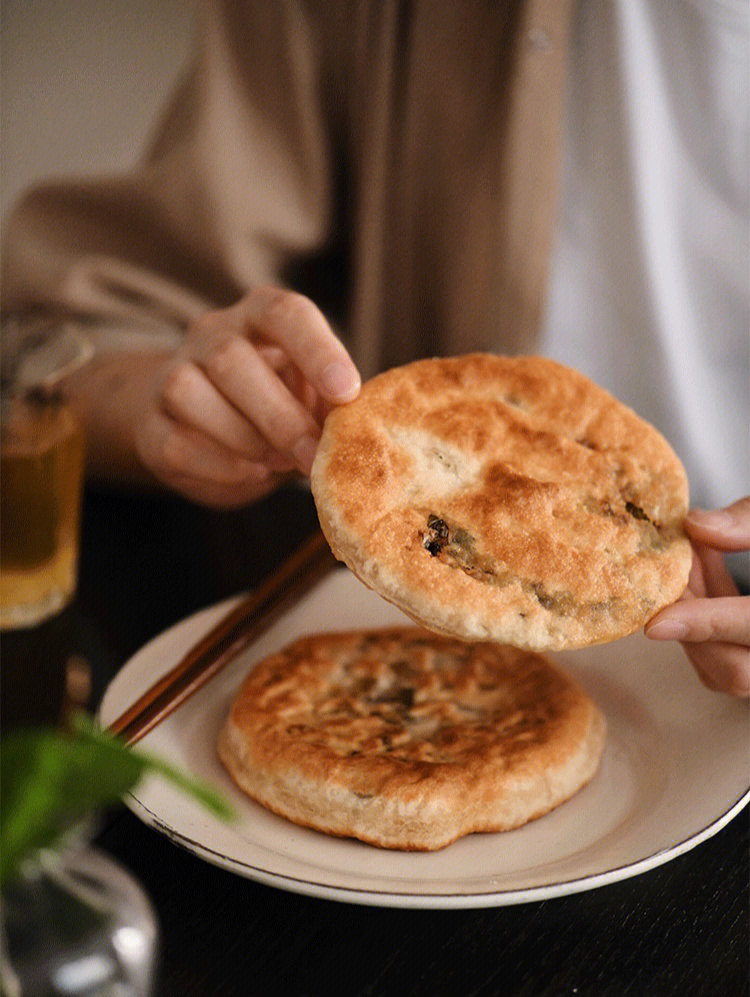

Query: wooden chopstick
<box><xmin>107</xmin><ymin>528</ymin><xmax>338</xmax><ymax>744</ymax></box>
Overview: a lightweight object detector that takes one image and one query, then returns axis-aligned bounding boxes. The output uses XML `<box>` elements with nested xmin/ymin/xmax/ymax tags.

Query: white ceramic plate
<box><xmin>99</xmin><ymin>568</ymin><xmax>749</xmax><ymax>909</ymax></box>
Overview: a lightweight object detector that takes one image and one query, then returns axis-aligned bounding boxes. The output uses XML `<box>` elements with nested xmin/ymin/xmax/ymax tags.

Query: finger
<box><xmin>197</xmin><ymin>335</ymin><xmax>324</xmax><ymax>473</ymax></box>
<box><xmin>166</xmin><ymin>467</ymin><xmax>287</xmax><ymax>509</ymax></box>
<box><xmin>682</xmin><ymin>641</ymin><xmax>750</xmax><ymax>698</ymax></box>
<box><xmin>645</xmin><ymin>595</ymin><xmax>750</xmax><ymax>645</ymax></box>
<box><xmin>234</xmin><ymin>287</ymin><xmax>361</xmax><ymax>403</ymax></box>
<box><xmin>678</xmin><ymin>548</ymin><xmax>707</xmax><ymax>601</ymax></box>
<box><xmin>255</xmin><ymin>345</ymin><xmax>324</xmax><ymax>418</ymax></box>
<box><xmin>260</xmin><ymin>347</ymin><xmax>333</xmax><ymax>423</ymax></box>
<box><xmin>160</xmin><ymin>360</ymin><xmax>292</xmax><ymax>468</ymax></box>
<box><xmin>684</xmin><ymin>497</ymin><xmax>750</xmax><ymax>551</ymax></box>
<box><xmin>256</xmin><ymin>344</ymin><xmax>288</xmax><ymax>371</ymax></box>
<box><xmin>693</xmin><ymin>543</ymin><xmax>740</xmax><ymax>599</ymax></box>
<box><xmin>137</xmin><ymin>411</ymin><xmax>291</xmax><ymax>507</ymax></box>
<box><xmin>139</xmin><ymin>410</ymin><xmax>265</xmax><ymax>487</ymax></box>
<box><xmin>275</xmin><ymin>358</ymin><xmax>336</xmax><ymax>423</ymax></box>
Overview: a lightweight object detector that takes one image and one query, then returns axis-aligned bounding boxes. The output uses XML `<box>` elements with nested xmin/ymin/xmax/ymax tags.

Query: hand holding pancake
<box><xmin>135</xmin><ymin>286</ymin><xmax>360</xmax><ymax>507</ymax></box>
<box><xmin>645</xmin><ymin>498</ymin><xmax>750</xmax><ymax>696</ymax></box>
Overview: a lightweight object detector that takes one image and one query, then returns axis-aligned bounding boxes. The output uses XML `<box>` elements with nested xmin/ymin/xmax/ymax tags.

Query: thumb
<box><xmin>683</xmin><ymin>497</ymin><xmax>750</xmax><ymax>552</ymax></box>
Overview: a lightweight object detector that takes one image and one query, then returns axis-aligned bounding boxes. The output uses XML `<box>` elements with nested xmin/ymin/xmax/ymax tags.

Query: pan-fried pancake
<box><xmin>310</xmin><ymin>354</ymin><xmax>691</xmax><ymax>650</ymax></box>
<box><xmin>217</xmin><ymin>627</ymin><xmax>606</xmax><ymax>851</ymax></box>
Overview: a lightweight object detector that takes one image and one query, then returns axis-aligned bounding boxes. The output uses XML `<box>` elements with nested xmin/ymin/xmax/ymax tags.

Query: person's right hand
<box><xmin>645</xmin><ymin>499</ymin><xmax>750</xmax><ymax>696</ymax></box>
<box><xmin>135</xmin><ymin>286</ymin><xmax>361</xmax><ymax>507</ymax></box>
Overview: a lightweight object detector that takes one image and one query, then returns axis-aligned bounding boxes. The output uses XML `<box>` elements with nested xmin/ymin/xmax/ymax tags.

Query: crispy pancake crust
<box><xmin>217</xmin><ymin>628</ymin><xmax>606</xmax><ymax>851</ymax></box>
<box><xmin>310</xmin><ymin>354</ymin><xmax>691</xmax><ymax>650</ymax></box>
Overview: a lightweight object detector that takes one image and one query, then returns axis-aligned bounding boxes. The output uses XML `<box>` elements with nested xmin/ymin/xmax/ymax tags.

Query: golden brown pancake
<box><xmin>310</xmin><ymin>354</ymin><xmax>691</xmax><ymax>650</ymax></box>
<box><xmin>217</xmin><ymin>627</ymin><xmax>606</xmax><ymax>851</ymax></box>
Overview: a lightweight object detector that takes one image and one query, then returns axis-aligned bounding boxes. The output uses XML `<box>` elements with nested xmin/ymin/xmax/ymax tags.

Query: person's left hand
<box><xmin>645</xmin><ymin>497</ymin><xmax>750</xmax><ymax>696</ymax></box>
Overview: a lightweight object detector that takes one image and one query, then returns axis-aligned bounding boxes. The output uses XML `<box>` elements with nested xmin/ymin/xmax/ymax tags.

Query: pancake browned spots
<box><xmin>310</xmin><ymin>354</ymin><xmax>691</xmax><ymax>650</ymax></box>
<box><xmin>217</xmin><ymin>627</ymin><xmax>606</xmax><ymax>850</ymax></box>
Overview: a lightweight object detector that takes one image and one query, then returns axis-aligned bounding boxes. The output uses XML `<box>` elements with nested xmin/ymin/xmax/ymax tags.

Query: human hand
<box><xmin>135</xmin><ymin>287</ymin><xmax>360</xmax><ymax>507</ymax></box>
<box><xmin>645</xmin><ymin>498</ymin><xmax>750</xmax><ymax>696</ymax></box>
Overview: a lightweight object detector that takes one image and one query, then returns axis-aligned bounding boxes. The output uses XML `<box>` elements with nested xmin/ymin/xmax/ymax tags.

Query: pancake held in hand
<box><xmin>310</xmin><ymin>354</ymin><xmax>691</xmax><ymax>650</ymax></box>
<box><xmin>217</xmin><ymin>627</ymin><xmax>606</xmax><ymax>851</ymax></box>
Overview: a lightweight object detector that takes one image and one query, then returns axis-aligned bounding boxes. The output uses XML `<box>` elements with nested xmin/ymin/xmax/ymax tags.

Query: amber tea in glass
<box><xmin>1</xmin><ymin>395</ymin><xmax>86</xmax><ymax>628</ymax></box>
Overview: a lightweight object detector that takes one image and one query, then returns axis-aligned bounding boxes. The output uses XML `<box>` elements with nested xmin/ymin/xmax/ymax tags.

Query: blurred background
<box><xmin>1</xmin><ymin>0</ymin><xmax>197</xmax><ymax>223</ymax></box>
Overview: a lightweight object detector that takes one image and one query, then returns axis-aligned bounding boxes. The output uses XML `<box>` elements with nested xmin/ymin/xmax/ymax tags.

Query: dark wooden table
<box><xmin>3</xmin><ymin>484</ymin><xmax>748</xmax><ymax>996</ymax></box>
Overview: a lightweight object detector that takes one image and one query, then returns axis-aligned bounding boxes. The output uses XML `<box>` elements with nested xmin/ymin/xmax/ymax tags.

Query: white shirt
<box><xmin>540</xmin><ymin>0</ymin><xmax>749</xmax><ymax>512</ymax></box>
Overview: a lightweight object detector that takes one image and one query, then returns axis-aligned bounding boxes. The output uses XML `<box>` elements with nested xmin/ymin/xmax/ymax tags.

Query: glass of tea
<box><xmin>1</xmin><ymin>319</ymin><xmax>92</xmax><ymax>629</ymax></box>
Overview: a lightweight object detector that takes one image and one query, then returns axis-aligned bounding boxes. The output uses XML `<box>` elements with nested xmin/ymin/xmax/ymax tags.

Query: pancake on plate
<box><xmin>310</xmin><ymin>354</ymin><xmax>691</xmax><ymax>651</ymax></box>
<box><xmin>217</xmin><ymin>627</ymin><xmax>606</xmax><ymax>850</ymax></box>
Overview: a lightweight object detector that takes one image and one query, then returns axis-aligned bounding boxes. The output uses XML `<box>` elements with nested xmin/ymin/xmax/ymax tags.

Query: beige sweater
<box><xmin>1</xmin><ymin>0</ymin><xmax>573</xmax><ymax>379</ymax></box>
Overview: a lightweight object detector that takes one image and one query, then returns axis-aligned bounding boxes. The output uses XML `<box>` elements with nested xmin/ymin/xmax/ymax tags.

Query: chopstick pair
<box><xmin>107</xmin><ymin>529</ymin><xmax>338</xmax><ymax>744</ymax></box>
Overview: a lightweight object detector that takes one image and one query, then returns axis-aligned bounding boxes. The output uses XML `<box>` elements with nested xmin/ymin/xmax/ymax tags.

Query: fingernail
<box><xmin>292</xmin><ymin>434</ymin><xmax>319</xmax><ymax>474</ymax></box>
<box><xmin>320</xmin><ymin>362</ymin><xmax>360</xmax><ymax>401</ymax></box>
<box><xmin>645</xmin><ymin>619</ymin><xmax>689</xmax><ymax>641</ymax></box>
<box><xmin>686</xmin><ymin>508</ymin><xmax>732</xmax><ymax>529</ymax></box>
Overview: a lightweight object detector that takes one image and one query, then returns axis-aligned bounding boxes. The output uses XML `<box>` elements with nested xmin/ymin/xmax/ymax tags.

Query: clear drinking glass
<box><xmin>0</xmin><ymin>319</ymin><xmax>92</xmax><ymax>629</ymax></box>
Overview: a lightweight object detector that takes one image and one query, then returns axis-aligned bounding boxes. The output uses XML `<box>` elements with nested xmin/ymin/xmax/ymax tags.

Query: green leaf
<box><xmin>0</xmin><ymin>712</ymin><xmax>234</xmax><ymax>887</ymax></box>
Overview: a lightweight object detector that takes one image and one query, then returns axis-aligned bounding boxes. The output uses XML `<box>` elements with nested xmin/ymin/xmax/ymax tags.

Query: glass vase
<box><xmin>1</xmin><ymin>844</ymin><xmax>159</xmax><ymax>996</ymax></box>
